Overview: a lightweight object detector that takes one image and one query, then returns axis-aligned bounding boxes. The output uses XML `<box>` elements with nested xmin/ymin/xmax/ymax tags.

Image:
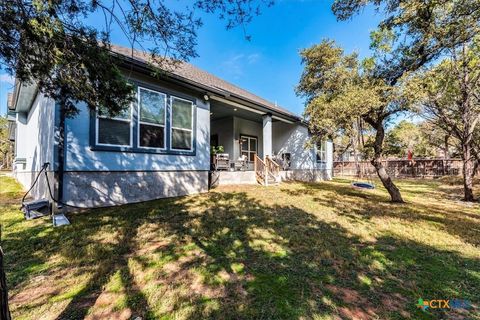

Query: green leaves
<box><xmin>333</xmin><ymin>0</ymin><xmax>480</xmax><ymax>84</ymax></box>
<box><xmin>297</xmin><ymin>39</ymin><xmax>407</xmax><ymax>141</ymax></box>
<box><xmin>0</xmin><ymin>0</ymin><xmax>273</xmax><ymax>116</ymax></box>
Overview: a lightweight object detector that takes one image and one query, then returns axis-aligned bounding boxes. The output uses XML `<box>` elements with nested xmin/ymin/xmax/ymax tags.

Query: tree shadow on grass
<box><xmin>143</xmin><ymin>190</ymin><xmax>479</xmax><ymax>319</ymax></box>
<box><xmin>3</xmin><ymin>186</ymin><xmax>479</xmax><ymax>319</ymax></box>
<box><xmin>3</xmin><ymin>202</ymin><xmax>158</xmax><ymax>319</ymax></box>
<box><xmin>298</xmin><ymin>181</ymin><xmax>480</xmax><ymax>248</ymax></box>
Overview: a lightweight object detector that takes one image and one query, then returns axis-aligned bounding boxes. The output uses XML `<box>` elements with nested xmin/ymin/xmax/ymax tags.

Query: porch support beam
<box><xmin>210</xmin><ymin>95</ymin><xmax>296</xmax><ymax>124</ymax></box>
<box><xmin>262</xmin><ymin>113</ymin><xmax>272</xmax><ymax>159</ymax></box>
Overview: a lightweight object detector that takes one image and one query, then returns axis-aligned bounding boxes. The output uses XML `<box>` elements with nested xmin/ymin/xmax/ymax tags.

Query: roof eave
<box><xmin>11</xmin><ymin>79</ymin><xmax>38</xmax><ymax>113</ymax></box>
<box><xmin>113</xmin><ymin>53</ymin><xmax>303</xmax><ymax>123</ymax></box>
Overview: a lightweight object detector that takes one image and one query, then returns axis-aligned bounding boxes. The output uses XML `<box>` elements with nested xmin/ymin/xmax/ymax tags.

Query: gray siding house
<box><xmin>9</xmin><ymin>45</ymin><xmax>333</xmax><ymax>209</ymax></box>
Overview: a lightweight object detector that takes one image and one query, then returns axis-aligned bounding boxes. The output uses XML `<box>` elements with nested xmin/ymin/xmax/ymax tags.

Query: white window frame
<box><xmin>137</xmin><ymin>86</ymin><xmax>167</xmax><ymax>150</ymax></box>
<box><xmin>240</xmin><ymin>135</ymin><xmax>258</xmax><ymax>162</ymax></box>
<box><xmin>316</xmin><ymin>140</ymin><xmax>327</xmax><ymax>163</ymax></box>
<box><xmin>170</xmin><ymin>96</ymin><xmax>194</xmax><ymax>152</ymax></box>
<box><xmin>95</xmin><ymin>104</ymin><xmax>133</xmax><ymax>148</ymax></box>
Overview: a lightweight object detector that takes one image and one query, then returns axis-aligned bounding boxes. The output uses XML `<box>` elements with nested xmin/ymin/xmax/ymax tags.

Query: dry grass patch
<box><xmin>0</xmin><ymin>174</ymin><xmax>479</xmax><ymax>319</ymax></box>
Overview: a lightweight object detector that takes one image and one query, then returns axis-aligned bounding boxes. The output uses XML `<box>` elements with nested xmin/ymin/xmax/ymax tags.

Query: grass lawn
<box><xmin>0</xmin><ymin>174</ymin><xmax>479</xmax><ymax>319</ymax></box>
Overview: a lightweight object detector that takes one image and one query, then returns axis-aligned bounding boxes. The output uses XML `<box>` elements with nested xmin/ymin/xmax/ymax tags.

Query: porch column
<box><xmin>262</xmin><ymin>113</ymin><xmax>272</xmax><ymax>159</ymax></box>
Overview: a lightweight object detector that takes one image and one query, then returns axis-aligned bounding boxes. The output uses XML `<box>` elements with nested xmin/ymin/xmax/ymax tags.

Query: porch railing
<box><xmin>265</xmin><ymin>156</ymin><xmax>280</xmax><ymax>184</ymax></box>
<box><xmin>254</xmin><ymin>154</ymin><xmax>266</xmax><ymax>185</ymax></box>
<box><xmin>254</xmin><ymin>155</ymin><xmax>281</xmax><ymax>186</ymax></box>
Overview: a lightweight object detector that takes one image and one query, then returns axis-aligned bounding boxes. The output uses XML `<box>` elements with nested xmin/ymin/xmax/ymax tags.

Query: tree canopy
<box><xmin>0</xmin><ymin>0</ymin><xmax>273</xmax><ymax>116</ymax></box>
<box><xmin>410</xmin><ymin>38</ymin><xmax>480</xmax><ymax>200</ymax></box>
<box><xmin>384</xmin><ymin>120</ymin><xmax>436</xmax><ymax>158</ymax></box>
<box><xmin>297</xmin><ymin>39</ymin><xmax>415</xmax><ymax>202</ymax></box>
<box><xmin>333</xmin><ymin>0</ymin><xmax>480</xmax><ymax>84</ymax></box>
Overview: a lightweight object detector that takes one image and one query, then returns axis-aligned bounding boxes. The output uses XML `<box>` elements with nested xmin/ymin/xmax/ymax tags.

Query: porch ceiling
<box><xmin>210</xmin><ymin>101</ymin><xmax>264</xmax><ymax>123</ymax></box>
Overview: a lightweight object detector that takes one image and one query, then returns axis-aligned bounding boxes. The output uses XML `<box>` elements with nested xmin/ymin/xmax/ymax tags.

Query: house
<box><xmin>8</xmin><ymin>45</ymin><xmax>333</xmax><ymax>210</ymax></box>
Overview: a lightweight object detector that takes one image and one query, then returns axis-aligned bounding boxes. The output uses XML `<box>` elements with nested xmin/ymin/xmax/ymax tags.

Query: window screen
<box><xmin>97</xmin><ymin>106</ymin><xmax>131</xmax><ymax>146</ymax></box>
<box><xmin>171</xmin><ymin>97</ymin><xmax>193</xmax><ymax>150</ymax></box>
<box><xmin>138</xmin><ymin>87</ymin><xmax>166</xmax><ymax>149</ymax></box>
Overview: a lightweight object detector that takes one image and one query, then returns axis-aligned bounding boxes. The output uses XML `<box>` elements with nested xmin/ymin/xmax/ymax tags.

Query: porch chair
<box><xmin>234</xmin><ymin>155</ymin><xmax>248</xmax><ymax>171</ymax></box>
<box><xmin>215</xmin><ymin>153</ymin><xmax>230</xmax><ymax>171</ymax></box>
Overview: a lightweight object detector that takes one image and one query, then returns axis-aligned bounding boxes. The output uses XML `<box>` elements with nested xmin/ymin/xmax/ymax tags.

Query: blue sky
<box><xmin>0</xmin><ymin>0</ymin><xmax>381</xmax><ymax>116</ymax></box>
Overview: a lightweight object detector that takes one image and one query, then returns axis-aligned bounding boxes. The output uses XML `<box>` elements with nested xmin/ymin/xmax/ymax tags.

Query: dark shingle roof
<box><xmin>109</xmin><ymin>45</ymin><xmax>301</xmax><ymax>120</ymax></box>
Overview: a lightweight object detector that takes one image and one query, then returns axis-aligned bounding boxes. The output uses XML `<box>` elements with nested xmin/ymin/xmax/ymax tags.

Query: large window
<box><xmin>171</xmin><ymin>97</ymin><xmax>194</xmax><ymax>151</ymax></box>
<box><xmin>138</xmin><ymin>87</ymin><xmax>166</xmax><ymax>149</ymax></box>
<box><xmin>93</xmin><ymin>84</ymin><xmax>196</xmax><ymax>154</ymax></box>
<box><xmin>96</xmin><ymin>105</ymin><xmax>132</xmax><ymax>146</ymax></box>
<box><xmin>240</xmin><ymin>135</ymin><xmax>257</xmax><ymax>162</ymax></box>
<box><xmin>316</xmin><ymin>140</ymin><xmax>327</xmax><ymax>163</ymax></box>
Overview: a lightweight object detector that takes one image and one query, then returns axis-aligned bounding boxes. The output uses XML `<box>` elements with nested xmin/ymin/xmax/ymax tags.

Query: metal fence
<box><xmin>333</xmin><ymin>159</ymin><xmax>474</xmax><ymax>178</ymax></box>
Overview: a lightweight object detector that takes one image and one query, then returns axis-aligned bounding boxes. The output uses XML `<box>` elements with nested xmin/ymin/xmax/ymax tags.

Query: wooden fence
<box><xmin>333</xmin><ymin>159</ymin><xmax>475</xmax><ymax>178</ymax></box>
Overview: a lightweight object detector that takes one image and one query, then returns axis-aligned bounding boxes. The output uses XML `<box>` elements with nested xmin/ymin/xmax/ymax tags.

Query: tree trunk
<box><xmin>369</xmin><ymin>118</ymin><xmax>404</xmax><ymax>203</ymax></box>
<box><xmin>0</xmin><ymin>246</ymin><xmax>11</xmax><ymax>320</ymax></box>
<box><xmin>444</xmin><ymin>135</ymin><xmax>449</xmax><ymax>160</ymax></box>
<box><xmin>351</xmin><ymin>136</ymin><xmax>361</xmax><ymax>178</ymax></box>
<box><xmin>462</xmin><ymin>144</ymin><xmax>475</xmax><ymax>202</ymax></box>
<box><xmin>371</xmin><ymin>157</ymin><xmax>404</xmax><ymax>202</ymax></box>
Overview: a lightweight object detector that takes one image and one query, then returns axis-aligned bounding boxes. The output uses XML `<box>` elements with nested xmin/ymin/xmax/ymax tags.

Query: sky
<box><xmin>0</xmin><ymin>0</ymin><xmax>382</xmax><ymax>116</ymax></box>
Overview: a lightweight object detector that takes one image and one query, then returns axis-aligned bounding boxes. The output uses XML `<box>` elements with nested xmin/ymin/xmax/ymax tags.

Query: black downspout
<box><xmin>54</xmin><ymin>103</ymin><xmax>65</xmax><ymax>210</ymax></box>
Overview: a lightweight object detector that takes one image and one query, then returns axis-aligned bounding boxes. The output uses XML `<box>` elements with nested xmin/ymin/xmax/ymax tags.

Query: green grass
<box><xmin>0</xmin><ymin>174</ymin><xmax>479</xmax><ymax>319</ymax></box>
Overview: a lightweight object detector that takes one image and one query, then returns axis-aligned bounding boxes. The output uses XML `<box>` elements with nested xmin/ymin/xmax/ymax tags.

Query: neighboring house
<box><xmin>8</xmin><ymin>45</ymin><xmax>333</xmax><ymax>210</ymax></box>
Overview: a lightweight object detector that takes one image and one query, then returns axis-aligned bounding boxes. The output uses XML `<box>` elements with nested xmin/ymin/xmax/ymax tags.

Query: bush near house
<box><xmin>0</xmin><ymin>174</ymin><xmax>478</xmax><ymax>319</ymax></box>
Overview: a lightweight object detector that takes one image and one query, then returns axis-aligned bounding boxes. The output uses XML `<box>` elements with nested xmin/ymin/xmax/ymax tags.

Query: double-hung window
<box><xmin>316</xmin><ymin>140</ymin><xmax>327</xmax><ymax>163</ymax></box>
<box><xmin>171</xmin><ymin>97</ymin><xmax>194</xmax><ymax>151</ymax></box>
<box><xmin>96</xmin><ymin>105</ymin><xmax>132</xmax><ymax>147</ymax></box>
<box><xmin>138</xmin><ymin>87</ymin><xmax>167</xmax><ymax>149</ymax></box>
<box><xmin>94</xmin><ymin>84</ymin><xmax>195</xmax><ymax>154</ymax></box>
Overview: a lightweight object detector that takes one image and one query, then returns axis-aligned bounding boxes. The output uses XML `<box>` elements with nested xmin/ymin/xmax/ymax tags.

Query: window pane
<box><xmin>241</xmin><ymin>138</ymin><xmax>248</xmax><ymax>151</ymax></box>
<box><xmin>241</xmin><ymin>152</ymin><xmax>249</xmax><ymax>159</ymax></box>
<box><xmin>140</xmin><ymin>123</ymin><xmax>165</xmax><ymax>148</ymax></box>
<box><xmin>139</xmin><ymin>88</ymin><xmax>165</xmax><ymax>125</ymax></box>
<box><xmin>172</xmin><ymin>129</ymin><xmax>192</xmax><ymax>150</ymax></box>
<box><xmin>250</xmin><ymin>139</ymin><xmax>257</xmax><ymax>152</ymax></box>
<box><xmin>172</xmin><ymin>98</ymin><xmax>192</xmax><ymax>129</ymax></box>
<box><xmin>249</xmin><ymin>152</ymin><xmax>255</xmax><ymax>162</ymax></box>
<box><xmin>98</xmin><ymin>118</ymin><xmax>130</xmax><ymax>145</ymax></box>
<box><xmin>316</xmin><ymin>141</ymin><xmax>326</xmax><ymax>162</ymax></box>
<box><xmin>98</xmin><ymin>105</ymin><xmax>131</xmax><ymax>120</ymax></box>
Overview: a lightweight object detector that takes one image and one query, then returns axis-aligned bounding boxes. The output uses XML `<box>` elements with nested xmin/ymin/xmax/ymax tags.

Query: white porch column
<box><xmin>262</xmin><ymin>113</ymin><xmax>272</xmax><ymax>159</ymax></box>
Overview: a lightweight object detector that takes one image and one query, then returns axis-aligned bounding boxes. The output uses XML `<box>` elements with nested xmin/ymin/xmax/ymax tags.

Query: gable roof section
<box><xmin>109</xmin><ymin>45</ymin><xmax>302</xmax><ymax>122</ymax></box>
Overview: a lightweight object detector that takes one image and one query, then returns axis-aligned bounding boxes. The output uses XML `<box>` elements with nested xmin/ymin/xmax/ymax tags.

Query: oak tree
<box><xmin>297</xmin><ymin>40</ymin><xmax>413</xmax><ymax>202</ymax></box>
<box><xmin>414</xmin><ymin>40</ymin><xmax>480</xmax><ymax>200</ymax></box>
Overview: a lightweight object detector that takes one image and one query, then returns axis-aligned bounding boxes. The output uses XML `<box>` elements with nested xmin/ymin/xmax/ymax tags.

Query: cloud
<box><xmin>0</xmin><ymin>73</ymin><xmax>14</xmax><ymax>85</ymax></box>
<box><xmin>247</xmin><ymin>53</ymin><xmax>260</xmax><ymax>64</ymax></box>
<box><xmin>221</xmin><ymin>53</ymin><xmax>261</xmax><ymax>79</ymax></box>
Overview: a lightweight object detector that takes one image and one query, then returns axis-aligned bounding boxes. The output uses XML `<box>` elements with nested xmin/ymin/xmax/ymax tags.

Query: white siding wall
<box><xmin>272</xmin><ymin>121</ymin><xmax>333</xmax><ymax>179</ymax></box>
<box><xmin>14</xmin><ymin>93</ymin><xmax>56</xmax><ymax>198</ymax></box>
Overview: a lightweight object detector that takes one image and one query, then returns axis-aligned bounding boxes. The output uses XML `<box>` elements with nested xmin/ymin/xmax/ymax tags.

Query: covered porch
<box><xmin>209</xmin><ymin>96</ymin><xmax>329</xmax><ymax>185</ymax></box>
<box><xmin>210</xmin><ymin>98</ymin><xmax>292</xmax><ymax>171</ymax></box>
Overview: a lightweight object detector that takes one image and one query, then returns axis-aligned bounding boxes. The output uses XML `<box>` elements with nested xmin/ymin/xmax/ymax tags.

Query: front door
<box><xmin>240</xmin><ymin>135</ymin><xmax>258</xmax><ymax>162</ymax></box>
